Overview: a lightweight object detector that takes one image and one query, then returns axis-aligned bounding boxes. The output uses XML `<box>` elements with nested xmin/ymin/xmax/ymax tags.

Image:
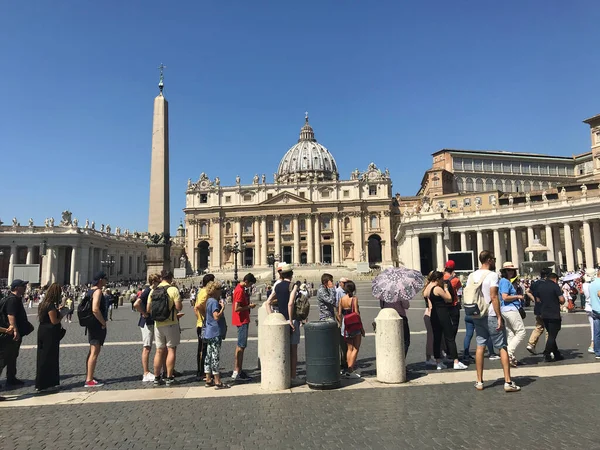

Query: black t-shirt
<box><xmin>138</xmin><ymin>286</ymin><xmax>154</xmax><ymax>327</ymax></box>
<box><xmin>530</xmin><ymin>279</ymin><xmax>544</xmax><ymax>316</ymax></box>
<box><xmin>537</xmin><ymin>280</ymin><xmax>563</xmax><ymax>320</ymax></box>
<box><xmin>3</xmin><ymin>294</ymin><xmax>28</xmax><ymax>332</ymax></box>
<box><xmin>275</xmin><ymin>280</ymin><xmax>292</xmax><ymax>320</ymax></box>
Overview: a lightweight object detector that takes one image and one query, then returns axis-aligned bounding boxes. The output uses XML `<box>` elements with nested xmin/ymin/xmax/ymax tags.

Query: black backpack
<box><xmin>151</xmin><ymin>286</ymin><xmax>173</xmax><ymax>322</ymax></box>
<box><xmin>78</xmin><ymin>290</ymin><xmax>97</xmax><ymax>327</ymax></box>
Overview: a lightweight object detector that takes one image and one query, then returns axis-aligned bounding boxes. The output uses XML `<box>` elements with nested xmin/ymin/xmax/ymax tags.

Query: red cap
<box><xmin>445</xmin><ymin>260</ymin><xmax>456</xmax><ymax>270</ymax></box>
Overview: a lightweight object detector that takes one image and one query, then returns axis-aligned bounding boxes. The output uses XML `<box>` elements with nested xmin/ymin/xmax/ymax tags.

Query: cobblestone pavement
<box><xmin>1</xmin><ymin>373</ymin><xmax>599</xmax><ymax>449</ymax></box>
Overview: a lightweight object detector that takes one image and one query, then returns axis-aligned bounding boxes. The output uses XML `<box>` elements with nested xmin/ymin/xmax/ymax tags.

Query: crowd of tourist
<box><xmin>1</xmin><ymin>254</ymin><xmax>599</xmax><ymax>400</ymax></box>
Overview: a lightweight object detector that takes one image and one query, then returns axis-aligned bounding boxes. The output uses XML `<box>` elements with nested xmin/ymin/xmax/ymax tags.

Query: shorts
<box><xmin>474</xmin><ymin>316</ymin><xmax>507</xmax><ymax>350</ymax></box>
<box><xmin>155</xmin><ymin>323</ymin><xmax>181</xmax><ymax>349</ymax></box>
<box><xmin>88</xmin><ymin>326</ymin><xmax>107</xmax><ymax>346</ymax></box>
<box><xmin>237</xmin><ymin>323</ymin><xmax>249</xmax><ymax>348</ymax></box>
<box><xmin>290</xmin><ymin>319</ymin><xmax>300</xmax><ymax>345</ymax></box>
<box><xmin>141</xmin><ymin>324</ymin><xmax>155</xmax><ymax>347</ymax></box>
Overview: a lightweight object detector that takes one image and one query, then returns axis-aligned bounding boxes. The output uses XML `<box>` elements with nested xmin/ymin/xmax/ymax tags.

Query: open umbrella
<box><xmin>372</xmin><ymin>266</ymin><xmax>425</xmax><ymax>303</ymax></box>
<box><xmin>561</xmin><ymin>273</ymin><xmax>581</xmax><ymax>282</ymax></box>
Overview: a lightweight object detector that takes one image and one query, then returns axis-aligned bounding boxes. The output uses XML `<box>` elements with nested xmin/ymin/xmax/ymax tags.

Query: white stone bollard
<box><xmin>261</xmin><ymin>313</ymin><xmax>291</xmax><ymax>391</ymax></box>
<box><xmin>375</xmin><ymin>308</ymin><xmax>406</xmax><ymax>383</ymax></box>
<box><xmin>257</xmin><ymin>302</ymin><xmax>269</xmax><ymax>368</ymax></box>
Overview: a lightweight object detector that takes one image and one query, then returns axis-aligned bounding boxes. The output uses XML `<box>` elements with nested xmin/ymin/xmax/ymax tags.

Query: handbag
<box><xmin>518</xmin><ymin>306</ymin><xmax>526</xmax><ymax>320</ymax></box>
<box><xmin>21</xmin><ymin>320</ymin><xmax>35</xmax><ymax>337</ymax></box>
<box><xmin>59</xmin><ymin>327</ymin><xmax>67</xmax><ymax>340</ymax></box>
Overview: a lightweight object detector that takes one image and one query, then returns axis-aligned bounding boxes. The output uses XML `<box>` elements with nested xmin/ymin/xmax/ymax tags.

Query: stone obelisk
<box><xmin>146</xmin><ymin>64</ymin><xmax>171</xmax><ymax>278</ymax></box>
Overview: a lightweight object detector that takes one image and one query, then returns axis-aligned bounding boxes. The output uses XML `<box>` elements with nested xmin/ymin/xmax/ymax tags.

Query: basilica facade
<box><xmin>184</xmin><ymin>116</ymin><xmax>395</xmax><ymax>272</ymax></box>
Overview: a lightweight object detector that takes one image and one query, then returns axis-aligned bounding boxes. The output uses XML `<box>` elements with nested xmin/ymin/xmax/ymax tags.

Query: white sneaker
<box><xmin>344</xmin><ymin>371</ymin><xmax>361</xmax><ymax>379</ymax></box>
<box><xmin>425</xmin><ymin>358</ymin><xmax>437</xmax><ymax>367</ymax></box>
<box><xmin>436</xmin><ymin>362</ymin><xmax>447</xmax><ymax>370</ymax></box>
<box><xmin>588</xmin><ymin>346</ymin><xmax>595</xmax><ymax>354</ymax></box>
<box><xmin>142</xmin><ymin>372</ymin><xmax>155</xmax><ymax>382</ymax></box>
<box><xmin>453</xmin><ymin>361</ymin><xmax>468</xmax><ymax>370</ymax></box>
<box><xmin>526</xmin><ymin>345</ymin><xmax>535</xmax><ymax>354</ymax></box>
<box><xmin>489</xmin><ymin>355</ymin><xmax>500</xmax><ymax>361</ymax></box>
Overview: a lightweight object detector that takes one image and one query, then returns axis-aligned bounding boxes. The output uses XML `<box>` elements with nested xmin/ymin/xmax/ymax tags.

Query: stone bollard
<box><xmin>256</xmin><ymin>302</ymin><xmax>269</xmax><ymax>369</ymax></box>
<box><xmin>375</xmin><ymin>308</ymin><xmax>406</xmax><ymax>383</ymax></box>
<box><xmin>260</xmin><ymin>313</ymin><xmax>290</xmax><ymax>391</ymax></box>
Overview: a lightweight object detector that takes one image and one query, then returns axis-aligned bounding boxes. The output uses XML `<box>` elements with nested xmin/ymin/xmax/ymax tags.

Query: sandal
<box><xmin>204</xmin><ymin>380</ymin><xmax>215</xmax><ymax>387</ymax></box>
<box><xmin>214</xmin><ymin>383</ymin><xmax>230</xmax><ymax>390</ymax></box>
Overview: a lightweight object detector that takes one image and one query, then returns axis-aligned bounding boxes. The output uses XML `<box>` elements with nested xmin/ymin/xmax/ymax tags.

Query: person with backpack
<box><xmin>464</xmin><ymin>250</ymin><xmax>520</xmax><ymax>392</ymax></box>
<box><xmin>133</xmin><ymin>273</ymin><xmax>160</xmax><ymax>382</ymax></box>
<box><xmin>231</xmin><ymin>273</ymin><xmax>257</xmax><ymax>382</ymax></box>
<box><xmin>146</xmin><ymin>270</ymin><xmax>182</xmax><ymax>387</ymax></box>
<box><xmin>194</xmin><ymin>274</ymin><xmax>215</xmax><ymax>381</ymax></box>
<box><xmin>498</xmin><ymin>262</ymin><xmax>526</xmax><ymax>367</ymax></box>
<box><xmin>526</xmin><ymin>268</ymin><xmax>550</xmax><ymax>354</ymax></box>
<box><xmin>81</xmin><ymin>272</ymin><xmax>108</xmax><ymax>388</ymax></box>
<box><xmin>338</xmin><ymin>281</ymin><xmax>364</xmax><ymax>378</ymax></box>
<box><xmin>203</xmin><ymin>281</ymin><xmax>229</xmax><ymax>390</ymax></box>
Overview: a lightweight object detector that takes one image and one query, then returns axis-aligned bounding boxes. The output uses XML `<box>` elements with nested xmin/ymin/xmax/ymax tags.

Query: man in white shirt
<box><xmin>467</xmin><ymin>250</ymin><xmax>520</xmax><ymax>392</ymax></box>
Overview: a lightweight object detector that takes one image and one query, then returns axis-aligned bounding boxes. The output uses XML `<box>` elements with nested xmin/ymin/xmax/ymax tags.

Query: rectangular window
<box><xmin>450</xmin><ymin>200</ymin><xmax>458</xmax><ymax>208</ymax></box>
<box><xmin>299</xmin><ymin>219</ymin><xmax>306</xmax><ymax>232</ymax></box>
<box><xmin>322</xmin><ymin>190</ymin><xmax>330</xmax><ymax>198</ymax></box>
<box><xmin>464</xmin><ymin>198</ymin><xmax>471</xmax><ymax>207</ymax></box>
<box><xmin>474</xmin><ymin>159</ymin><xmax>483</xmax><ymax>171</ymax></box>
<box><xmin>268</xmin><ymin>221</ymin><xmax>273</xmax><ymax>233</ymax></box>
<box><xmin>369</xmin><ymin>185</ymin><xmax>377</xmax><ymax>196</ymax></box>
<box><xmin>343</xmin><ymin>190</ymin><xmax>350</xmax><ymax>198</ymax></box>
<box><xmin>267</xmin><ymin>193</ymin><xmax>273</xmax><ymax>199</ymax></box>
<box><xmin>243</xmin><ymin>194</ymin><xmax>252</xmax><ymax>202</ymax></box>
<box><xmin>502</xmin><ymin>163</ymin><xmax>511</xmax><ymax>174</ymax></box>
<box><xmin>489</xmin><ymin>194</ymin><xmax>496</xmax><ymax>203</ymax></box>
<box><xmin>200</xmin><ymin>194</ymin><xmax>208</xmax><ymax>203</ymax></box>
<box><xmin>463</xmin><ymin>159</ymin><xmax>473</xmax><ymax>171</ymax></box>
<box><xmin>483</xmin><ymin>160</ymin><xmax>492</xmax><ymax>172</ymax></box>
<box><xmin>453</xmin><ymin>157</ymin><xmax>463</xmax><ymax>171</ymax></box>
<box><xmin>225</xmin><ymin>196</ymin><xmax>231</xmax><ymax>203</ymax></box>
<box><xmin>549</xmin><ymin>165</ymin><xmax>557</xmax><ymax>175</ymax></box>
<box><xmin>299</xmin><ymin>192</ymin><xmax>306</xmax><ymax>198</ymax></box>
<box><xmin>475</xmin><ymin>196</ymin><xmax>482</xmax><ymax>204</ymax></box>
<box><xmin>301</xmin><ymin>237</ymin><xmax>306</xmax><ymax>241</ymax></box>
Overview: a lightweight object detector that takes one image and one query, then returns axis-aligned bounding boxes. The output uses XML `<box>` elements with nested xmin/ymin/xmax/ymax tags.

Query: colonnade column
<box><xmin>582</xmin><ymin>221</ymin><xmax>594</xmax><ymax>269</ymax></box>
<box><xmin>7</xmin><ymin>244</ymin><xmax>17</xmax><ymax>284</ymax></box>
<box><xmin>306</xmin><ymin>214</ymin><xmax>314</xmax><ymax>264</ymax></box>
<box><xmin>544</xmin><ymin>225</ymin><xmax>554</xmax><ymax>263</ymax></box>
<box><xmin>572</xmin><ymin>223</ymin><xmax>583</xmax><ymax>269</ymax></box>
<box><xmin>254</xmin><ymin>216</ymin><xmax>261</xmax><ymax>266</ymax></box>
<box><xmin>332</xmin><ymin>213</ymin><xmax>341</xmax><ymax>265</ymax></box>
<box><xmin>564</xmin><ymin>223</ymin><xmax>575</xmax><ymax>272</ymax></box>
<box><xmin>476</xmin><ymin>231</ymin><xmax>483</xmax><ymax>257</ymax></box>
<box><xmin>70</xmin><ymin>246</ymin><xmax>78</xmax><ymax>285</ymax></box>
<box><xmin>527</xmin><ymin>226</ymin><xmax>535</xmax><ymax>262</ymax></box>
<box><xmin>460</xmin><ymin>232</ymin><xmax>467</xmax><ymax>252</ymax></box>
<box><xmin>314</xmin><ymin>215</ymin><xmax>321</xmax><ymax>263</ymax></box>
<box><xmin>510</xmin><ymin>228</ymin><xmax>520</xmax><ymax>269</ymax></box>
<box><xmin>493</xmin><ymin>229</ymin><xmax>503</xmax><ymax>269</ymax></box>
<box><xmin>436</xmin><ymin>232</ymin><xmax>444</xmax><ymax>270</ymax></box>
<box><xmin>260</xmin><ymin>216</ymin><xmax>268</xmax><ymax>266</ymax></box>
<box><xmin>412</xmin><ymin>234</ymin><xmax>421</xmax><ymax>271</ymax></box>
<box><xmin>80</xmin><ymin>246</ymin><xmax>90</xmax><ymax>285</ymax></box>
<box><xmin>293</xmin><ymin>214</ymin><xmax>301</xmax><ymax>265</ymax></box>
<box><xmin>274</xmin><ymin>216</ymin><xmax>281</xmax><ymax>258</ymax></box>
<box><xmin>593</xmin><ymin>222</ymin><xmax>600</xmax><ymax>269</ymax></box>
<box><xmin>552</xmin><ymin>227</ymin><xmax>563</xmax><ymax>270</ymax></box>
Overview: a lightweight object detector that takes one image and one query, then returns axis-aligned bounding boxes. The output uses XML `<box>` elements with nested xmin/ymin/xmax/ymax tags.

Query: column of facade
<box><xmin>544</xmin><ymin>225</ymin><xmax>554</xmax><ymax>263</ymax></box>
<box><xmin>80</xmin><ymin>246</ymin><xmax>90</xmax><ymax>285</ymax></box>
<box><xmin>306</xmin><ymin>214</ymin><xmax>314</xmax><ymax>264</ymax></box>
<box><xmin>293</xmin><ymin>214</ymin><xmax>301</xmax><ymax>265</ymax></box>
<box><xmin>552</xmin><ymin>227</ymin><xmax>563</xmax><ymax>269</ymax></box>
<box><xmin>186</xmin><ymin>222</ymin><xmax>195</xmax><ymax>273</ymax></box>
<box><xmin>254</xmin><ymin>216</ymin><xmax>261</xmax><ymax>266</ymax></box>
<box><xmin>564</xmin><ymin>223</ymin><xmax>575</xmax><ymax>272</ymax></box>
<box><xmin>493</xmin><ymin>229</ymin><xmax>503</xmax><ymax>268</ymax></box>
<box><xmin>460</xmin><ymin>232</ymin><xmax>467</xmax><ymax>251</ymax></box>
<box><xmin>436</xmin><ymin>232</ymin><xmax>444</xmax><ymax>270</ymax></box>
<box><xmin>236</xmin><ymin>218</ymin><xmax>243</xmax><ymax>242</ymax></box>
<box><xmin>412</xmin><ymin>233</ymin><xmax>421</xmax><ymax>271</ymax></box>
<box><xmin>7</xmin><ymin>244</ymin><xmax>17</xmax><ymax>284</ymax></box>
<box><xmin>70</xmin><ymin>247</ymin><xmax>78</xmax><ymax>285</ymax></box>
<box><xmin>510</xmin><ymin>228</ymin><xmax>520</xmax><ymax>269</ymax></box>
<box><xmin>526</xmin><ymin>226</ymin><xmax>535</xmax><ymax>262</ymax></box>
<box><xmin>476</xmin><ymin>230</ymin><xmax>483</xmax><ymax>257</ymax></box>
<box><xmin>212</xmin><ymin>218</ymin><xmax>222</xmax><ymax>269</ymax></box>
<box><xmin>572</xmin><ymin>223</ymin><xmax>583</xmax><ymax>269</ymax></box>
<box><xmin>260</xmin><ymin>216</ymin><xmax>268</xmax><ymax>266</ymax></box>
<box><xmin>353</xmin><ymin>213</ymin><xmax>364</xmax><ymax>263</ymax></box>
<box><xmin>314</xmin><ymin>215</ymin><xmax>321</xmax><ymax>263</ymax></box>
<box><xmin>274</xmin><ymin>216</ymin><xmax>281</xmax><ymax>258</ymax></box>
<box><xmin>332</xmin><ymin>213</ymin><xmax>341</xmax><ymax>265</ymax></box>
<box><xmin>593</xmin><ymin>222</ymin><xmax>600</xmax><ymax>269</ymax></box>
<box><xmin>582</xmin><ymin>220</ymin><xmax>594</xmax><ymax>269</ymax></box>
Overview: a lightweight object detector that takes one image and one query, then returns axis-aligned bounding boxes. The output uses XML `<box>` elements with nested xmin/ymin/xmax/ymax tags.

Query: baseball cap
<box><xmin>10</xmin><ymin>279</ymin><xmax>28</xmax><ymax>290</ymax></box>
<box><xmin>444</xmin><ymin>260</ymin><xmax>455</xmax><ymax>270</ymax></box>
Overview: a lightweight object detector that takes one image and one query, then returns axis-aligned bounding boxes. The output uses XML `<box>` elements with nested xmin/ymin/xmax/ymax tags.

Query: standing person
<box><xmin>589</xmin><ymin>267</ymin><xmax>600</xmax><ymax>361</ymax></box>
<box><xmin>466</xmin><ymin>251</ymin><xmax>520</xmax><ymax>392</ymax></box>
<box><xmin>423</xmin><ymin>272</ymin><xmax>467</xmax><ymax>370</ymax></box>
<box><xmin>538</xmin><ymin>273</ymin><xmax>566</xmax><ymax>362</ymax></box>
<box><xmin>0</xmin><ymin>323</ymin><xmax>15</xmax><ymax>401</ymax></box>
<box><xmin>498</xmin><ymin>262</ymin><xmax>526</xmax><ymax>367</ymax></box>
<box><xmin>231</xmin><ymin>273</ymin><xmax>257</xmax><ymax>382</ymax></box>
<box><xmin>203</xmin><ymin>281</ymin><xmax>229</xmax><ymax>389</ymax></box>
<box><xmin>443</xmin><ymin>261</ymin><xmax>462</xmax><ymax>351</ymax></box>
<box><xmin>265</xmin><ymin>263</ymin><xmax>285</xmax><ymax>313</ymax></box>
<box><xmin>526</xmin><ymin>268</ymin><xmax>550</xmax><ymax>354</ymax></box>
<box><xmin>65</xmin><ymin>296</ymin><xmax>74</xmax><ymax>323</ymax></box>
<box><xmin>338</xmin><ymin>281</ymin><xmax>364</xmax><ymax>378</ymax></box>
<box><xmin>267</xmin><ymin>264</ymin><xmax>301</xmax><ymax>381</ymax></box>
<box><xmin>0</xmin><ymin>279</ymin><xmax>33</xmax><ymax>386</ymax></box>
<box><xmin>194</xmin><ymin>274</ymin><xmax>215</xmax><ymax>381</ymax></box>
<box><xmin>133</xmin><ymin>274</ymin><xmax>160</xmax><ymax>382</ymax></box>
<box><xmin>583</xmin><ymin>269</ymin><xmax>596</xmax><ymax>354</ymax></box>
<box><xmin>316</xmin><ymin>273</ymin><xmax>338</xmax><ymax>321</ymax></box>
<box><xmin>85</xmin><ymin>272</ymin><xmax>108</xmax><ymax>387</ymax></box>
<box><xmin>147</xmin><ymin>270</ymin><xmax>182</xmax><ymax>386</ymax></box>
<box><xmin>35</xmin><ymin>283</ymin><xmax>63</xmax><ymax>392</ymax></box>
<box><xmin>335</xmin><ymin>277</ymin><xmax>349</xmax><ymax>370</ymax></box>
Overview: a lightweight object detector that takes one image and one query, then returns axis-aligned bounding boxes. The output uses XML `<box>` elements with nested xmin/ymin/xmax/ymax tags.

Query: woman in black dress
<box><xmin>36</xmin><ymin>283</ymin><xmax>63</xmax><ymax>391</ymax></box>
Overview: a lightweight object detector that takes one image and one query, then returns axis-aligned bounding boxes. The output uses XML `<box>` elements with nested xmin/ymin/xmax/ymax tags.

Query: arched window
<box><xmin>456</xmin><ymin>178</ymin><xmax>464</xmax><ymax>192</ymax></box>
<box><xmin>485</xmin><ymin>179</ymin><xmax>493</xmax><ymax>191</ymax></box>
<box><xmin>465</xmin><ymin>178</ymin><xmax>474</xmax><ymax>192</ymax></box>
<box><xmin>200</xmin><ymin>221</ymin><xmax>208</xmax><ymax>235</ymax></box>
<box><xmin>370</xmin><ymin>215</ymin><xmax>378</xmax><ymax>229</ymax></box>
<box><xmin>475</xmin><ymin>178</ymin><xmax>484</xmax><ymax>192</ymax></box>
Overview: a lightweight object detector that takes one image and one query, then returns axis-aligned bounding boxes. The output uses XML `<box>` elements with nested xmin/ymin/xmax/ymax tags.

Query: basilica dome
<box><xmin>276</xmin><ymin>115</ymin><xmax>339</xmax><ymax>183</ymax></box>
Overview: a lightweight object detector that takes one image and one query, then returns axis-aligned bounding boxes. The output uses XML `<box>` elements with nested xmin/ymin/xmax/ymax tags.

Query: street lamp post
<box><xmin>267</xmin><ymin>253</ymin><xmax>280</xmax><ymax>285</ymax></box>
<box><xmin>101</xmin><ymin>254</ymin><xmax>115</xmax><ymax>278</ymax></box>
<box><xmin>223</xmin><ymin>233</ymin><xmax>245</xmax><ymax>286</ymax></box>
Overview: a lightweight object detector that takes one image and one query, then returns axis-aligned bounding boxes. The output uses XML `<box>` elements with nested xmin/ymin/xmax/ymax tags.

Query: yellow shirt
<box><xmin>195</xmin><ymin>288</ymin><xmax>209</xmax><ymax>328</ymax></box>
<box><xmin>147</xmin><ymin>281</ymin><xmax>181</xmax><ymax>328</ymax></box>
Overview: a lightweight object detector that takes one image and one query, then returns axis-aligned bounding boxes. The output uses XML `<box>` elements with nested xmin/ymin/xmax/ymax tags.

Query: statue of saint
<box><xmin>560</xmin><ymin>187</ymin><xmax>567</xmax><ymax>200</ymax></box>
<box><xmin>91</xmin><ymin>221</ymin><xmax>95</xmax><ymax>230</ymax></box>
<box><xmin>581</xmin><ymin>184</ymin><xmax>588</xmax><ymax>197</ymax></box>
<box><xmin>73</xmin><ymin>218</ymin><xmax>79</xmax><ymax>227</ymax></box>
<box><xmin>508</xmin><ymin>194</ymin><xmax>514</xmax><ymax>206</ymax></box>
<box><xmin>28</xmin><ymin>218</ymin><xmax>34</xmax><ymax>227</ymax></box>
<box><xmin>100</xmin><ymin>224</ymin><xmax>105</xmax><ymax>232</ymax></box>
<box><xmin>106</xmin><ymin>224</ymin><xmax>111</xmax><ymax>234</ymax></box>
<box><xmin>541</xmin><ymin>190</ymin><xmax>548</xmax><ymax>202</ymax></box>
<box><xmin>253</xmin><ymin>174</ymin><xmax>259</xmax><ymax>184</ymax></box>
<box><xmin>187</xmin><ymin>178</ymin><xmax>192</xmax><ymax>188</ymax></box>
<box><xmin>12</xmin><ymin>217</ymin><xmax>18</xmax><ymax>227</ymax></box>
<box><xmin>85</xmin><ymin>219</ymin><xmax>90</xmax><ymax>229</ymax></box>
<box><xmin>180</xmin><ymin>254</ymin><xmax>187</xmax><ymax>268</ymax></box>
<box><xmin>49</xmin><ymin>217</ymin><xmax>54</xmax><ymax>227</ymax></box>
<box><xmin>262</xmin><ymin>174</ymin><xmax>266</xmax><ymax>184</ymax></box>
<box><xmin>491</xmin><ymin>196</ymin><xmax>497</xmax><ymax>207</ymax></box>
<box><xmin>525</xmin><ymin>193</ymin><xmax>531</xmax><ymax>204</ymax></box>
<box><xmin>236</xmin><ymin>175</ymin><xmax>241</xmax><ymax>185</ymax></box>
<box><xmin>215</xmin><ymin>177</ymin><xmax>220</xmax><ymax>186</ymax></box>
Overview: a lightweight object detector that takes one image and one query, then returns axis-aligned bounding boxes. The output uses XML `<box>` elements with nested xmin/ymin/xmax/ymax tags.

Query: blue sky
<box><xmin>2</xmin><ymin>1</ymin><xmax>599</xmax><ymax>234</ymax></box>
